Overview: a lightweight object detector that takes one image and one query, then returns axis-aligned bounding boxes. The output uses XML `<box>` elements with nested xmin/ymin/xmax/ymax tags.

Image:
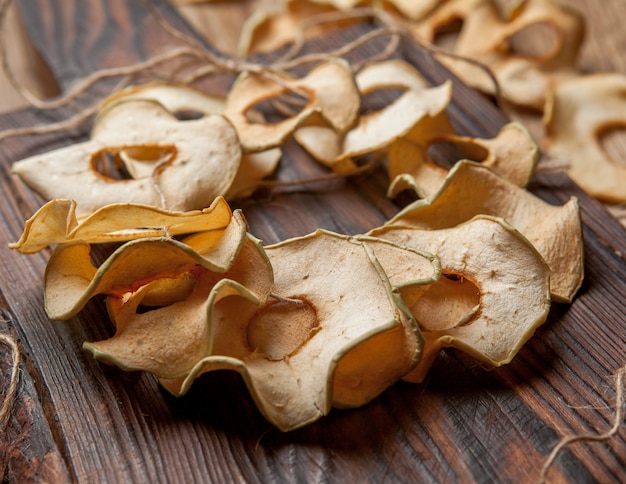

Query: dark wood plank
<box><xmin>0</xmin><ymin>299</ymin><xmax>71</xmax><ymax>482</ymax></box>
<box><xmin>1</xmin><ymin>1</ymin><xmax>625</xmax><ymax>483</ymax></box>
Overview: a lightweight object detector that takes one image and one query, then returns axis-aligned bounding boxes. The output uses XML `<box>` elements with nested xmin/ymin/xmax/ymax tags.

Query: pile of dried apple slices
<box><xmin>9</xmin><ymin>58</ymin><xmax>583</xmax><ymax>431</ymax></box>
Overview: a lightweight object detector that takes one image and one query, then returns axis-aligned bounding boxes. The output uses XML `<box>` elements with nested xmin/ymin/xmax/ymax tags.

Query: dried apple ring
<box><xmin>388</xmin><ymin>121</ymin><xmax>539</xmax><ymax>198</ymax></box>
<box><xmin>12</xmin><ymin>99</ymin><xmax>241</xmax><ymax>217</ymax></box>
<box><xmin>295</xmin><ymin>59</ymin><xmax>452</xmax><ymax>173</ymax></box>
<box><xmin>84</xmin><ymin>232</ymin><xmax>274</xmax><ymax>380</ymax></box>
<box><xmin>101</xmin><ymin>82</ymin><xmax>227</xmax><ymax>116</ymax></box>
<box><xmin>543</xmin><ymin>73</ymin><xmax>626</xmax><ymax>204</ymax></box>
<box><xmin>371</xmin><ymin>216</ymin><xmax>551</xmax><ymax>382</ymax></box>
<box><xmin>100</xmin><ymin>82</ymin><xmax>282</xmax><ymax>199</ymax></box>
<box><xmin>331</xmin><ymin>235</ymin><xmax>440</xmax><ymax>408</ymax></box>
<box><xmin>384</xmin><ymin>160</ymin><xmax>583</xmax><ymax>303</ymax></box>
<box><xmin>223</xmin><ymin>58</ymin><xmax>360</xmax><ymax>152</ymax></box>
<box><xmin>238</xmin><ymin>0</ymin><xmax>342</xmax><ymax>56</ymax></box>
<box><xmin>9</xmin><ymin>196</ymin><xmax>233</xmax><ymax>253</ymax></box>
<box><xmin>412</xmin><ymin>0</ymin><xmax>585</xmax><ymax>109</ymax></box>
<box><xmin>43</xmin><ymin>209</ymin><xmax>249</xmax><ymax>320</ymax></box>
<box><xmin>159</xmin><ymin>230</ymin><xmax>439</xmax><ymax>431</ymax></box>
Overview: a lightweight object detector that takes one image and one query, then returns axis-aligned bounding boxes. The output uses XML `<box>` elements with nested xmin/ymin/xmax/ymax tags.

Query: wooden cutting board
<box><xmin>1</xmin><ymin>1</ymin><xmax>625</xmax><ymax>482</ymax></box>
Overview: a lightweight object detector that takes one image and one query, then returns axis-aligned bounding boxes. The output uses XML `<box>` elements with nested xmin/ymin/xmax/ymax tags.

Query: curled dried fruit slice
<box><xmin>12</xmin><ymin>100</ymin><xmax>241</xmax><ymax>216</ymax></box>
<box><xmin>84</xmin><ymin>233</ymin><xmax>273</xmax><ymax>379</ymax></box>
<box><xmin>387</xmin><ymin>0</ymin><xmax>443</xmax><ymax>20</ymax></box>
<box><xmin>295</xmin><ymin>59</ymin><xmax>452</xmax><ymax>173</ymax></box>
<box><xmin>237</xmin><ymin>0</ymin><xmax>340</xmax><ymax>55</ymax></box>
<box><xmin>223</xmin><ymin>58</ymin><xmax>359</xmax><ymax>152</ymax></box>
<box><xmin>543</xmin><ymin>73</ymin><xmax>626</xmax><ymax>204</ymax></box>
<box><xmin>331</xmin><ymin>235</ymin><xmax>440</xmax><ymax>408</ymax></box>
<box><xmin>159</xmin><ymin>230</ymin><xmax>439</xmax><ymax>431</ymax></box>
<box><xmin>311</xmin><ymin>0</ymin><xmax>443</xmax><ymax>20</ymax></box>
<box><xmin>101</xmin><ymin>83</ymin><xmax>282</xmax><ymax>200</ymax></box>
<box><xmin>412</xmin><ymin>0</ymin><xmax>584</xmax><ymax>109</ymax></box>
<box><xmin>43</xmin><ymin>209</ymin><xmax>248</xmax><ymax>320</ymax></box>
<box><xmin>9</xmin><ymin>196</ymin><xmax>232</xmax><ymax>254</ymax></box>
<box><xmin>225</xmin><ymin>149</ymin><xmax>283</xmax><ymax>199</ymax></box>
<box><xmin>388</xmin><ymin>121</ymin><xmax>539</xmax><ymax>198</ymax></box>
<box><xmin>101</xmin><ymin>82</ymin><xmax>227</xmax><ymax>116</ymax></box>
<box><xmin>386</xmin><ymin>160</ymin><xmax>583</xmax><ymax>303</ymax></box>
<box><xmin>298</xmin><ymin>58</ymin><xmax>360</xmax><ymax>133</ymax></box>
<box><xmin>223</xmin><ymin>70</ymin><xmax>315</xmax><ymax>152</ymax></box>
<box><xmin>371</xmin><ymin>216</ymin><xmax>551</xmax><ymax>382</ymax></box>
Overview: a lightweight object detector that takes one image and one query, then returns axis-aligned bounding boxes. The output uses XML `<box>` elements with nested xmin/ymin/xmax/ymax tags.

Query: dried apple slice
<box><xmin>371</xmin><ymin>216</ymin><xmax>551</xmax><ymax>382</ymax></box>
<box><xmin>223</xmin><ymin>58</ymin><xmax>359</xmax><ymax>152</ymax></box>
<box><xmin>387</xmin><ymin>0</ymin><xmax>443</xmax><ymax>20</ymax></box>
<box><xmin>412</xmin><ymin>0</ymin><xmax>585</xmax><ymax>109</ymax></box>
<box><xmin>310</xmin><ymin>0</ymin><xmax>442</xmax><ymax>20</ymax></box>
<box><xmin>224</xmin><ymin>149</ymin><xmax>282</xmax><ymax>199</ymax></box>
<box><xmin>10</xmin><ymin>196</ymin><xmax>232</xmax><ymax>254</ymax></box>
<box><xmin>295</xmin><ymin>59</ymin><xmax>452</xmax><ymax>173</ymax></box>
<box><xmin>101</xmin><ymin>82</ymin><xmax>282</xmax><ymax>196</ymax></box>
<box><xmin>238</xmin><ymin>0</ymin><xmax>341</xmax><ymax>56</ymax></box>
<box><xmin>100</xmin><ymin>82</ymin><xmax>227</xmax><ymax>116</ymax></box>
<box><xmin>12</xmin><ymin>99</ymin><xmax>241</xmax><ymax>216</ymax></box>
<box><xmin>223</xmin><ymin>67</ymin><xmax>316</xmax><ymax>152</ymax></box>
<box><xmin>299</xmin><ymin>58</ymin><xmax>360</xmax><ymax>134</ymax></box>
<box><xmin>386</xmin><ymin>160</ymin><xmax>583</xmax><ymax>303</ymax></box>
<box><xmin>84</xmin><ymin>233</ymin><xmax>273</xmax><ymax>379</ymax></box>
<box><xmin>159</xmin><ymin>230</ymin><xmax>439</xmax><ymax>431</ymax></box>
<box><xmin>331</xmin><ymin>235</ymin><xmax>440</xmax><ymax>408</ymax></box>
<box><xmin>543</xmin><ymin>73</ymin><xmax>626</xmax><ymax>204</ymax></box>
<box><xmin>43</xmin><ymin>209</ymin><xmax>249</xmax><ymax>320</ymax></box>
<box><xmin>388</xmin><ymin>121</ymin><xmax>539</xmax><ymax>198</ymax></box>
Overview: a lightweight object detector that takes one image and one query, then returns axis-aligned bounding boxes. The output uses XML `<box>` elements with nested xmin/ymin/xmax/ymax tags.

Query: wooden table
<box><xmin>1</xmin><ymin>1</ymin><xmax>625</xmax><ymax>482</ymax></box>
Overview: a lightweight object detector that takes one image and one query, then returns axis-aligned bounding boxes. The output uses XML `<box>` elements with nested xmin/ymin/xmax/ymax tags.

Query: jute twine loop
<box><xmin>539</xmin><ymin>365</ymin><xmax>626</xmax><ymax>483</ymax></box>
<box><xmin>0</xmin><ymin>330</ymin><xmax>20</xmax><ymax>434</ymax></box>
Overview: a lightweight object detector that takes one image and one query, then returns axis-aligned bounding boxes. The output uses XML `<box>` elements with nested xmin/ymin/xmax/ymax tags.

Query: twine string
<box><xmin>0</xmin><ymin>0</ymin><xmax>502</xmax><ymax>129</ymax></box>
<box><xmin>539</xmin><ymin>366</ymin><xmax>626</xmax><ymax>483</ymax></box>
<box><xmin>0</xmin><ymin>332</ymin><xmax>20</xmax><ymax>434</ymax></box>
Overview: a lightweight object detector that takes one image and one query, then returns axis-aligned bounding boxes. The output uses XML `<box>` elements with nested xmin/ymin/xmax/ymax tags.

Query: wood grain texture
<box><xmin>0</xmin><ymin>1</ymin><xmax>60</xmax><ymax>114</ymax></box>
<box><xmin>1</xmin><ymin>1</ymin><xmax>625</xmax><ymax>483</ymax></box>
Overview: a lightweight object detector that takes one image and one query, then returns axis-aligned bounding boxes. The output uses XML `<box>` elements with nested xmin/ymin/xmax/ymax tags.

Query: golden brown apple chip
<box><xmin>10</xmin><ymin>196</ymin><xmax>232</xmax><ymax>254</ymax></box>
<box><xmin>412</xmin><ymin>0</ymin><xmax>585</xmax><ymax>109</ymax></box>
<box><xmin>388</xmin><ymin>121</ymin><xmax>539</xmax><ymax>198</ymax></box>
<box><xmin>223</xmin><ymin>58</ymin><xmax>359</xmax><ymax>152</ymax></box>
<box><xmin>101</xmin><ymin>82</ymin><xmax>227</xmax><ymax>116</ymax></box>
<box><xmin>371</xmin><ymin>216</ymin><xmax>551</xmax><ymax>382</ymax></box>
<box><xmin>331</xmin><ymin>235</ymin><xmax>440</xmax><ymax>408</ymax></box>
<box><xmin>238</xmin><ymin>0</ymin><xmax>340</xmax><ymax>56</ymax></box>
<box><xmin>43</xmin><ymin>209</ymin><xmax>249</xmax><ymax>320</ymax></box>
<box><xmin>295</xmin><ymin>59</ymin><xmax>452</xmax><ymax>173</ymax></box>
<box><xmin>385</xmin><ymin>160</ymin><xmax>583</xmax><ymax>303</ymax></box>
<box><xmin>159</xmin><ymin>230</ymin><xmax>439</xmax><ymax>431</ymax></box>
<box><xmin>237</xmin><ymin>0</ymin><xmax>442</xmax><ymax>56</ymax></box>
<box><xmin>543</xmin><ymin>73</ymin><xmax>626</xmax><ymax>204</ymax></box>
<box><xmin>12</xmin><ymin>99</ymin><xmax>241</xmax><ymax>216</ymax></box>
<box><xmin>101</xmin><ymin>83</ymin><xmax>282</xmax><ymax>199</ymax></box>
<box><xmin>84</xmin><ymin>233</ymin><xmax>273</xmax><ymax>380</ymax></box>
